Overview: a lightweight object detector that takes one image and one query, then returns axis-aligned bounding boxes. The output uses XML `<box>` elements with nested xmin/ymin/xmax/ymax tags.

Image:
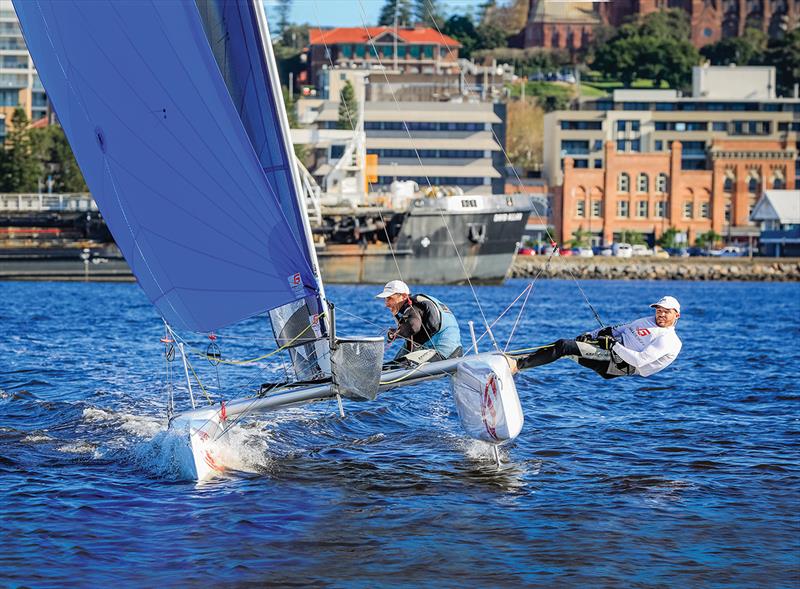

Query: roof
<box><xmin>750</xmin><ymin>190</ymin><xmax>800</xmax><ymax>223</ymax></box>
<box><xmin>376</xmin><ymin>162</ymin><xmax>501</xmax><ymax>179</ymax></box>
<box><xmin>367</xmin><ymin>133</ymin><xmax>501</xmax><ymax>151</ymax></box>
<box><xmin>314</xmin><ymin>101</ymin><xmax>501</xmax><ymax>124</ymax></box>
<box><xmin>309</xmin><ymin>27</ymin><xmax>460</xmax><ymax>48</ymax></box>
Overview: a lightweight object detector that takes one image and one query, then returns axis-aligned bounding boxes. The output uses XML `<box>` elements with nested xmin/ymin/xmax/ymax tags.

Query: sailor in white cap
<box><xmin>508</xmin><ymin>296</ymin><xmax>682</xmax><ymax>378</ymax></box>
<box><xmin>376</xmin><ymin>280</ymin><xmax>462</xmax><ymax>362</ymax></box>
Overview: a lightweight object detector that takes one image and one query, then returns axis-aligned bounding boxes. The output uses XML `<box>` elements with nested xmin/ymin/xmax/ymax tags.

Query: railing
<box><xmin>0</xmin><ymin>193</ymin><xmax>98</xmax><ymax>212</ymax></box>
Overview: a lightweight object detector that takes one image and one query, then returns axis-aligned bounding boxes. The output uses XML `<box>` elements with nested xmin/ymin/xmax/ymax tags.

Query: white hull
<box><xmin>171</xmin><ymin>352</ymin><xmax>509</xmax><ymax>481</ymax></box>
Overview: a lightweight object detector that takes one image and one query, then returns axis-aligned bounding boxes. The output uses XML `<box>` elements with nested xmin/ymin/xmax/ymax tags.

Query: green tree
<box><xmin>46</xmin><ymin>126</ymin><xmax>87</xmax><ymax>192</ymax></box>
<box><xmin>700</xmin><ymin>28</ymin><xmax>767</xmax><ymax>66</ymax></box>
<box><xmin>337</xmin><ymin>81</ymin><xmax>358</xmax><ymax>131</ymax></box>
<box><xmin>657</xmin><ymin>227</ymin><xmax>681</xmax><ymax>249</ymax></box>
<box><xmin>414</xmin><ymin>0</ymin><xmax>445</xmax><ymax>27</ymax></box>
<box><xmin>0</xmin><ymin>108</ymin><xmax>41</xmax><ymax>192</ymax></box>
<box><xmin>766</xmin><ymin>28</ymin><xmax>800</xmax><ymax>97</ymax></box>
<box><xmin>442</xmin><ymin>15</ymin><xmax>477</xmax><ymax>57</ymax></box>
<box><xmin>274</xmin><ymin>0</ymin><xmax>292</xmax><ymax>37</ymax></box>
<box><xmin>570</xmin><ymin>226</ymin><xmax>592</xmax><ymax>248</ymax></box>
<box><xmin>476</xmin><ymin>22</ymin><xmax>507</xmax><ymax>51</ymax></box>
<box><xmin>695</xmin><ymin>230</ymin><xmax>721</xmax><ymax>249</ymax></box>
<box><xmin>618</xmin><ymin>230</ymin><xmax>645</xmax><ymax>245</ymax></box>
<box><xmin>592</xmin><ymin>10</ymin><xmax>700</xmax><ymax>90</ymax></box>
<box><xmin>378</xmin><ymin>0</ymin><xmax>413</xmax><ymax>26</ymax></box>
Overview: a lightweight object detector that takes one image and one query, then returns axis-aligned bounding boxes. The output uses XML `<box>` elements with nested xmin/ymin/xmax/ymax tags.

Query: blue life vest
<box><xmin>415</xmin><ymin>294</ymin><xmax>462</xmax><ymax>359</ymax></box>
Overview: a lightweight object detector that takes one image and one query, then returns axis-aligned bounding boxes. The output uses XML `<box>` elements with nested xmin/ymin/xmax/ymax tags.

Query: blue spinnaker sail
<box><xmin>13</xmin><ymin>0</ymin><xmax>319</xmax><ymax>333</ymax></box>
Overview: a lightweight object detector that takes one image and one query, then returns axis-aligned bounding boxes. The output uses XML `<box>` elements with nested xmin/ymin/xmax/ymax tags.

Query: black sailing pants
<box><xmin>515</xmin><ymin>338</ymin><xmax>633</xmax><ymax>380</ymax></box>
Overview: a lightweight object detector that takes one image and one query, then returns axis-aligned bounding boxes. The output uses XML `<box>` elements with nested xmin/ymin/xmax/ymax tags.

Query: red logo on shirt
<box><xmin>636</xmin><ymin>328</ymin><xmax>651</xmax><ymax>337</ymax></box>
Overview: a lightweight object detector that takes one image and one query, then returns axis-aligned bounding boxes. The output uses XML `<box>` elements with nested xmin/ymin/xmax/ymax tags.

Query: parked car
<box><xmin>631</xmin><ymin>244</ymin><xmax>654</xmax><ymax>256</ymax></box>
<box><xmin>572</xmin><ymin>247</ymin><xmax>595</xmax><ymax>258</ymax></box>
<box><xmin>686</xmin><ymin>247</ymin><xmax>710</xmax><ymax>257</ymax></box>
<box><xmin>719</xmin><ymin>246</ymin><xmax>745</xmax><ymax>257</ymax></box>
<box><xmin>597</xmin><ymin>246</ymin><xmax>613</xmax><ymax>257</ymax></box>
<box><xmin>709</xmin><ymin>246</ymin><xmax>744</xmax><ymax>257</ymax></box>
<box><xmin>665</xmin><ymin>247</ymin><xmax>690</xmax><ymax>258</ymax></box>
<box><xmin>613</xmin><ymin>243</ymin><xmax>633</xmax><ymax>258</ymax></box>
<box><xmin>540</xmin><ymin>245</ymin><xmax>560</xmax><ymax>256</ymax></box>
<box><xmin>517</xmin><ymin>246</ymin><xmax>536</xmax><ymax>256</ymax></box>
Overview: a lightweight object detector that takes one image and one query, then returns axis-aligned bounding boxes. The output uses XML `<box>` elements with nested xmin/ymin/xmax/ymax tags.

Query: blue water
<box><xmin>1</xmin><ymin>279</ymin><xmax>798</xmax><ymax>587</ymax></box>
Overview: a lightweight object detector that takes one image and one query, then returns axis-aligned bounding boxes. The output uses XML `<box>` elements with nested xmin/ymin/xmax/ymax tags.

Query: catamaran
<box><xmin>14</xmin><ymin>0</ymin><xmax>529</xmax><ymax>480</ymax></box>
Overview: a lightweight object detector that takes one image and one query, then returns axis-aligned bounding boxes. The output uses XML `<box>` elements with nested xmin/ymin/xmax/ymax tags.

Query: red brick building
<box><xmin>555</xmin><ymin>139</ymin><xmax>796</xmax><ymax>247</ymax></box>
<box><xmin>524</xmin><ymin>0</ymin><xmax>799</xmax><ymax>51</ymax></box>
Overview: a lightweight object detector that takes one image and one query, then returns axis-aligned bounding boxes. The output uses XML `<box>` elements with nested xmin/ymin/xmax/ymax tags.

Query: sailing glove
<box><xmin>597</xmin><ymin>326</ymin><xmax>614</xmax><ymax>338</ymax></box>
<box><xmin>575</xmin><ymin>333</ymin><xmax>593</xmax><ymax>343</ymax></box>
<box><xmin>387</xmin><ymin>327</ymin><xmax>398</xmax><ymax>341</ymax></box>
<box><xmin>596</xmin><ymin>335</ymin><xmax>616</xmax><ymax>350</ymax></box>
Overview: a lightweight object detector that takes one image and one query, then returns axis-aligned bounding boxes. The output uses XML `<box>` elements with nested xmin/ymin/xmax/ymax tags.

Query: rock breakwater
<box><xmin>510</xmin><ymin>257</ymin><xmax>800</xmax><ymax>281</ymax></box>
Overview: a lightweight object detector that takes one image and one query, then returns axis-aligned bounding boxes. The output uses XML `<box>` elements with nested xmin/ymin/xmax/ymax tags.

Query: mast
<box><xmin>251</xmin><ymin>0</ymin><xmax>330</xmax><ymax>331</ymax></box>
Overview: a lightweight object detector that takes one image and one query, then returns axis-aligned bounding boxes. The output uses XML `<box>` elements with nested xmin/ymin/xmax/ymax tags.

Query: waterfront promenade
<box><xmin>510</xmin><ymin>256</ymin><xmax>800</xmax><ymax>281</ymax></box>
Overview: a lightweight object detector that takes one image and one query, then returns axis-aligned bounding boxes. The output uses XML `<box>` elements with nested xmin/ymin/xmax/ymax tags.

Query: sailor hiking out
<box><xmin>376</xmin><ymin>280</ymin><xmax>463</xmax><ymax>363</ymax></box>
<box><xmin>508</xmin><ymin>296</ymin><xmax>683</xmax><ymax>379</ymax></box>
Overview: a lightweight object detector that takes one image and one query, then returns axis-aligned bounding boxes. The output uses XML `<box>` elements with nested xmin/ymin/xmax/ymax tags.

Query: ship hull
<box><xmin>317</xmin><ymin>206</ymin><xmax>530</xmax><ymax>284</ymax></box>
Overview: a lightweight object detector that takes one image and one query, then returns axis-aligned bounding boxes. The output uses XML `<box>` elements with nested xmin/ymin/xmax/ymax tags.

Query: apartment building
<box><xmin>0</xmin><ymin>0</ymin><xmax>48</xmax><ymax>138</ymax></box>
<box><xmin>299</xmin><ymin>99</ymin><xmax>506</xmax><ymax>195</ymax></box>
<box><xmin>546</xmin><ymin>66</ymin><xmax>799</xmax><ymax>246</ymax></box>
<box><xmin>544</xmin><ymin>67</ymin><xmax>799</xmax><ymax>187</ymax></box>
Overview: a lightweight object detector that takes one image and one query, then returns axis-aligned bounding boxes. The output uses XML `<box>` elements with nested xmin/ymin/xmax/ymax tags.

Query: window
<box><xmin>656</xmin><ymin>173</ymin><xmax>668</xmax><ymax>193</ymax></box>
<box><xmin>655</xmin><ymin>200</ymin><xmax>666</xmax><ymax>218</ymax></box>
<box><xmin>573</xmin><ymin>159</ymin><xmax>589</xmax><ymax>168</ymax></box>
<box><xmin>683</xmin><ymin>202</ymin><xmax>693</xmax><ymax>219</ymax></box>
<box><xmin>725</xmin><ymin>202</ymin><xmax>731</xmax><ymax>222</ymax></box>
<box><xmin>748</xmin><ymin>176</ymin><xmax>759</xmax><ymax>193</ymax></box>
<box><xmin>655</xmin><ymin>140</ymin><xmax>663</xmax><ymax>151</ymax></box>
<box><xmin>560</xmin><ymin>120</ymin><xmax>602</xmax><ymax>130</ymax></box>
<box><xmin>592</xmin><ymin>200</ymin><xmax>602</xmax><ymax>217</ymax></box>
<box><xmin>774</xmin><ymin>177</ymin><xmax>785</xmax><ymax>189</ymax></box>
<box><xmin>637</xmin><ymin>201</ymin><xmax>649</xmax><ymax>217</ymax></box>
<box><xmin>355</xmin><ymin>44</ymin><xmax>365</xmax><ymax>58</ymax></box>
<box><xmin>723</xmin><ymin>176</ymin><xmax>733</xmax><ymax>192</ymax></box>
<box><xmin>637</xmin><ymin>173</ymin><xmax>649</xmax><ymax>193</ymax></box>
<box><xmin>423</xmin><ymin>45</ymin><xmax>433</xmax><ymax>58</ymax></box>
<box><xmin>562</xmin><ymin>140</ymin><xmax>589</xmax><ymax>155</ymax></box>
<box><xmin>630</xmin><ymin>139</ymin><xmax>641</xmax><ymax>152</ymax></box>
<box><xmin>409</xmin><ymin>45</ymin><xmax>420</xmax><ymax>58</ymax></box>
<box><xmin>617</xmin><ymin>139</ymin><xmax>626</xmax><ymax>152</ymax></box>
<box><xmin>618</xmin><ymin>172</ymin><xmax>630</xmax><ymax>192</ymax></box>
<box><xmin>576</xmin><ymin>200</ymin><xmax>586</xmax><ymax>217</ymax></box>
<box><xmin>712</xmin><ymin>121</ymin><xmax>727</xmax><ymax>131</ymax></box>
<box><xmin>700</xmin><ymin>202</ymin><xmax>710</xmax><ymax>218</ymax></box>
<box><xmin>631</xmin><ymin>120</ymin><xmax>640</xmax><ymax>132</ymax></box>
<box><xmin>616</xmin><ymin>120</ymin><xmax>626</xmax><ymax>132</ymax></box>
<box><xmin>617</xmin><ymin>201</ymin><xmax>629</xmax><ymax>217</ymax></box>
<box><xmin>593</xmin><ymin>159</ymin><xmax>603</xmax><ymax>169</ymax></box>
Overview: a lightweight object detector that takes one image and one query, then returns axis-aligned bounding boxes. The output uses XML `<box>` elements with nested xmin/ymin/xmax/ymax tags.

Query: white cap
<box><xmin>650</xmin><ymin>296</ymin><xmax>681</xmax><ymax>313</ymax></box>
<box><xmin>375</xmin><ymin>280</ymin><xmax>410</xmax><ymax>299</ymax></box>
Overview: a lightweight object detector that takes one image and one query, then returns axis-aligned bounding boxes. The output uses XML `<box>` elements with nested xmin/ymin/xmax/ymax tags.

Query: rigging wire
<box><xmin>354</xmin><ymin>0</ymin><xmax>499</xmax><ymax>347</ymax></box>
<box><xmin>420</xmin><ymin>0</ymin><xmax>605</xmax><ymax>328</ymax></box>
<box><xmin>309</xmin><ymin>1</ymin><xmax>447</xmax><ymax>360</ymax></box>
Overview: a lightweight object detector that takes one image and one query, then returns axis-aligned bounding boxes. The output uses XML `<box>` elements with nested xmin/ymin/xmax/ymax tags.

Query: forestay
<box><xmin>14</xmin><ymin>0</ymin><xmax>320</xmax><ymax>333</ymax></box>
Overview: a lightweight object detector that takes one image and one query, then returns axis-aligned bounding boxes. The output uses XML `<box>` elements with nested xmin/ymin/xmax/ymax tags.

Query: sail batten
<box><xmin>14</xmin><ymin>0</ymin><xmax>321</xmax><ymax>333</ymax></box>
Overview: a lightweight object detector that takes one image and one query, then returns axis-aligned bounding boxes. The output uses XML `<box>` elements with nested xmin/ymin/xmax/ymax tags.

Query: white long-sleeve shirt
<box><xmin>593</xmin><ymin>317</ymin><xmax>682</xmax><ymax>377</ymax></box>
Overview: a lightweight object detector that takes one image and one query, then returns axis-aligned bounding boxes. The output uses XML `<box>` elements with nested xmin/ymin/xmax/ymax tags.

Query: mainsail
<box><xmin>14</xmin><ymin>0</ymin><xmax>324</xmax><ymax>338</ymax></box>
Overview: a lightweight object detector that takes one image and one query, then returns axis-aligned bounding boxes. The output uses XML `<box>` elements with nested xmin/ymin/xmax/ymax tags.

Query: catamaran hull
<box><xmin>171</xmin><ymin>352</ymin><xmax>517</xmax><ymax>481</ymax></box>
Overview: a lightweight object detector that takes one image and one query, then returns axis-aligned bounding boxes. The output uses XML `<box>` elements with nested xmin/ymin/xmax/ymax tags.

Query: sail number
<box><xmin>493</xmin><ymin>212</ymin><xmax>523</xmax><ymax>222</ymax></box>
